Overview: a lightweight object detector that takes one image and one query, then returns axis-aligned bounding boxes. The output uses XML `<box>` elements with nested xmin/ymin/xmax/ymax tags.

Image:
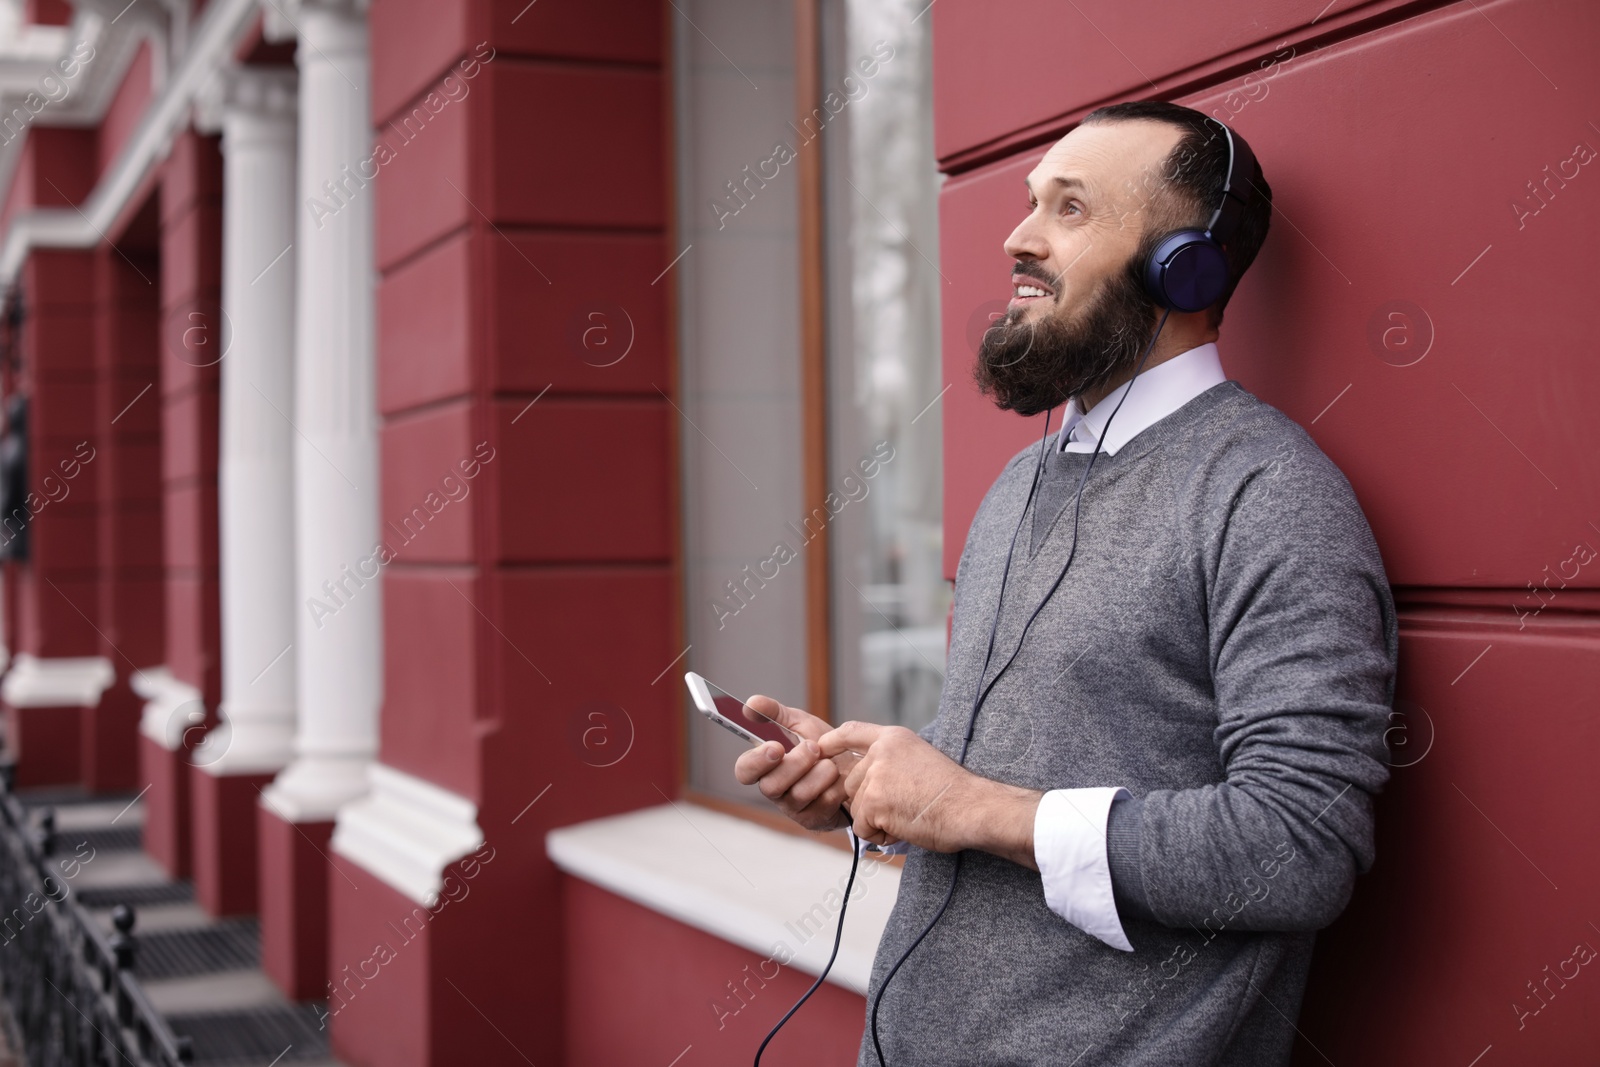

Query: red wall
<box><xmin>10</xmin><ymin>131</ymin><xmax>98</xmax><ymax>664</ymax></box>
<box><xmin>330</xmin><ymin>1</ymin><xmax>679</xmax><ymax>1063</ymax></box>
<box><xmin>87</xmin><ymin>235</ymin><xmax>162</xmax><ymax>792</ymax></box>
<box><xmin>99</xmin><ymin>42</ymin><xmax>153</xmax><ymax>175</ymax></box>
<box><xmin>156</xmin><ymin>131</ymin><xmax>223</xmax><ymax>709</ymax></box>
<box><xmin>564</xmin><ymin>879</ymin><xmax>866</xmax><ymax>1067</ymax></box>
<box><xmin>933</xmin><ymin>0</ymin><xmax>1599</xmax><ymax>1063</ymax></box>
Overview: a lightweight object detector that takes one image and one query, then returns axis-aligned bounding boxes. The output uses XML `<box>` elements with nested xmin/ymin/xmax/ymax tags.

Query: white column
<box><xmin>262</xmin><ymin>0</ymin><xmax>380</xmax><ymax>822</ymax></box>
<box><xmin>193</xmin><ymin>66</ymin><xmax>299</xmax><ymax>775</ymax></box>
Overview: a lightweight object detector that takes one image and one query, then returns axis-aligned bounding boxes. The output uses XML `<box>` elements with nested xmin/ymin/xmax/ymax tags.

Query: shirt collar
<box><xmin>1057</xmin><ymin>342</ymin><xmax>1226</xmax><ymax>455</ymax></box>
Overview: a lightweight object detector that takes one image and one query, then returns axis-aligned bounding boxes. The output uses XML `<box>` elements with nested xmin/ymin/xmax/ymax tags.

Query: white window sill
<box><xmin>546</xmin><ymin>802</ymin><xmax>900</xmax><ymax>995</ymax></box>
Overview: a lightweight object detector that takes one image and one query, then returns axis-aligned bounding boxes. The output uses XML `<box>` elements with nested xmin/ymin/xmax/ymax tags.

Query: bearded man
<box><xmin>735</xmin><ymin>100</ymin><xmax>1397</xmax><ymax>1067</ymax></box>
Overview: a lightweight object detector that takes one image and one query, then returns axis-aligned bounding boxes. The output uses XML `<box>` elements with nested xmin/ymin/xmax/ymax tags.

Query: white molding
<box><xmin>0</xmin><ymin>653</ymin><xmax>114</xmax><ymax>708</ymax></box>
<box><xmin>330</xmin><ymin>762</ymin><xmax>484</xmax><ymax>906</ymax></box>
<box><xmin>133</xmin><ymin>665</ymin><xmax>204</xmax><ymax>750</ymax></box>
<box><xmin>0</xmin><ymin>0</ymin><xmax>261</xmax><ymax>285</ymax></box>
<box><xmin>0</xmin><ymin>9</ymin><xmax>155</xmax><ymax>232</ymax></box>
<box><xmin>546</xmin><ymin>804</ymin><xmax>900</xmax><ymax>995</ymax></box>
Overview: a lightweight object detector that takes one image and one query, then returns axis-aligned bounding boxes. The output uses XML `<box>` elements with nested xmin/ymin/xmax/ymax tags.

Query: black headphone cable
<box><xmin>869</xmin><ymin>307</ymin><xmax>1171</xmax><ymax>1066</ymax></box>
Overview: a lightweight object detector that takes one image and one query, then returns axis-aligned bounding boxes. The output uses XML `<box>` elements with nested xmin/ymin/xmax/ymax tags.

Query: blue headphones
<box><xmin>1141</xmin><ymin>119</ymin><xmax>1259</xmax><ymax>313</ymax></box>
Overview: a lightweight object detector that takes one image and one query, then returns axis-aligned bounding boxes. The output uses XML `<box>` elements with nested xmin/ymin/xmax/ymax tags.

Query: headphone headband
<box><xmin>1204</xmin><ymin>120</ymin><xmax>1258</xmax><ymax>249</ymax></box>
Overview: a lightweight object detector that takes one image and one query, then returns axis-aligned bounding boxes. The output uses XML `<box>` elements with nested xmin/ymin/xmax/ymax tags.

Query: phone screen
<box><xmin>703</xmin><ymin>678</ymin><xmax>800</xmax><ymax>751</ymax></box>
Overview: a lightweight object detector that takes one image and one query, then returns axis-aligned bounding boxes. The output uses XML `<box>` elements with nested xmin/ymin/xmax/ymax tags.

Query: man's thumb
<box><xmin>742</xmin><ymin>694</ymin><xmax>791</xmax><ymax>727</ymax></box>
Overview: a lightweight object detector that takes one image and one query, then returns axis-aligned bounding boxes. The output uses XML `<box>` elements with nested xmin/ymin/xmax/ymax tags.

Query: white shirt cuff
<box><xmin>1034</xmin><ymin>787</ymin><xmax>1134</xmax><ymax>952</ymax></box>
<box><xmin>847</xmin><ymin>826</ymin><xmax>909</xmax><ymax>857</ymax></box>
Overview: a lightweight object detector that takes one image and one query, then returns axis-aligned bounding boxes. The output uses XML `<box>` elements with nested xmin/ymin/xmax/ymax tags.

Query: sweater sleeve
<box><xmin>1130</xmin><ymin>431</ymin><xmax>1398</xmax><ymax>933</ymax></box>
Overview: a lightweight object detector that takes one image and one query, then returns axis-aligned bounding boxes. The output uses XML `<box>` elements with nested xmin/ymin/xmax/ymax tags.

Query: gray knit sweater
<box><xmin>856</xmin><ymin>380</ymin><xmax>1397</xmax><ymax>1067</ymax></box>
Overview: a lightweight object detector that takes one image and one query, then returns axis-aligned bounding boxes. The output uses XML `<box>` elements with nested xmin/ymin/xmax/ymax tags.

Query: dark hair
<box><xmin>1080</xmin><ymin>100</ymin><xmax>1272</xmax><ymax>327</ymax></box>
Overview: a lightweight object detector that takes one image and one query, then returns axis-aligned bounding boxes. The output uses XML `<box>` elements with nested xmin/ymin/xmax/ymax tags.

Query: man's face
<box><xmin>975</xmin><ymin>120</ymin><xmax>1186</xmax><ymax>415</ymax></box>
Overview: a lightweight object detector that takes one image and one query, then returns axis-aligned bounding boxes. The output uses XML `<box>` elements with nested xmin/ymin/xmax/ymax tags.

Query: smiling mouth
<box><xmin>1009</xmin><ymin>277</ymin><xmax>1056</xmax><ymax>308</ymax></box>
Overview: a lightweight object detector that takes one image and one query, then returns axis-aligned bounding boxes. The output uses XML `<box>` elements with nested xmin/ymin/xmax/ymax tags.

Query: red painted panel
<box><xmin>140</xmin><ymin>736</ymin><xmax>191</xmax><ymax>879</ymax></box>
<box><xmin>31</xmin><ymin>381</ymin><xmax>97</xmax><ymax>451</ymax></box>
<box><xmin>0</xmin><ymin>143</ymin><xmax>34</xmax><ymax>243</ymax></box>
<box><xmin>484</xmin><ymin>62</ymin><xmax>665</xmax><ymax>230</ymax></box>
<box><xmin>370</xmin><ymin>65</ymin><xmax>473</xmax><ymax>271</ymax></box>
<box><xmin>379</xmin><ymin>571</ymin><xmax>479</xmax><ymax>799</ymax></box>
<box><xmin>939</xmin><ymin>0</ymin><xmax>1600</xmax><ymax>585</ymax></box>
<box><xmin>377</xmin><ymin>227</ymin><xmax>672</xmax><ymax>413</ymax></box>
<box><xmin>379</xmin><ymin>402</ymin><xmax>478</xmax><ymax>564</ymax></box>
<box><xmin>488</xmin><ymin>231</ymin><xmax>669</xmax><ymax>395</ymax></box>
<box><xmin>17</xmin><ymin>128</ymin><xmax>95</xmax><ymax>210</ymax></box>
<box><xmin>484</xmin><ymin>0</ymin><xmax>662</xmax><ymax>66</ymax></box>
<box><xmin>327</xmin><ymin>856</ymin><xmax>434</xmax><ymax>1067</ymax></box>
<box><xmin>486</xmin><ymin>567</ymin><xmax>677</xmax><ymax>815</ymax></box>
<box><xmin>160</xmin><ymin>132</ymin><xmax>222</xmax><ymax>228</ymax></box>
<box><xmin>564</xmin><ymin>877</ymin><xmax>866</xmax><ymax>1067</ymax></box>
<box><xmin>81</xmin><ymin>682</ymin><xmax>139</xmax><ymax>792</ymax></box>
<box><xmin>98</xmin><ymin>43</ymin><xmax>153</xmax><ymax>173</ymax></box>
<box><xmin>161</xmin><ymin>482</ymin><xmax>218</xmax><ymax>571</ymax></box>
<box><xmin>39</xmin><ymin>443</ymin><xmax>103</xmax><ymax>508</ymax></box>
<box><xmin>930</xmin><ymin>0</ymin><xmax>1390</xmax><ymax>163</ymax></box>
<box><xmin>425</xmin><ymin>840</ymin><xmax>558</xmax><ymax>1067</ymax></box>
<box><xmin>30</xmin><ymin>502</ymin><xmax>96</xmax><ymax>573</ymax></box>
<box><xmin>22</xmin><ymin>248</ymin><xmax>96</xmax><ymax>311</ymax></box>
<box><xmin>4</xmin><ymin>705</ymin><xmax>81</xmax><ymax>787</ymax></box>
<box><xmin>370</xmin><ymin>0</ymin><xmax>663</xmax><ymax>127</ymax></box>
<box><xmin>28</xmin><ymin>308</ymin><xmax>95</xmax><ymax>372</ymax></box>
<box><xmin>369</xmin><ymin>0</ymin><xmax>473</xmax><ymax>125</ymax></box>
<box><xmin>25</xmin><ymin>0</ymin><xmax>73</xmax><ymax>26</ymax></box>
<box><xmin>163</xmin><ymin>572</ymin><xmax>220</xmax><ymax>696</ymax></box>
<box><xmin>106</xmin><ymin>577</ymin><xmax>164</xmax><ymax>663</ymax></box>
<box><xmin>156</xmin><ymin>124</ymin><xmax>224</xmax><ymax>744</ymax></box>
<box><xmin>1300</xmin><ymin>618</ymin><xmax>1600</xmax><ymax>1064</ymax></box>
<box><xmin>158</xmin><ymin>200</ymin><xmax>223</xmax><ymax>313</ymax></box>
<box><xmin>376</xmin><ymin>230</ymin><xmax>473</xmax><ymax>415</ymax></box>
<box><xmin>189</xmin><ymin>767</ymin><xmax>272</xmax><ymax>916</ymax></box>
<box><xmin>258</xmin><ymin>809</ymin><xmax>334</xmax><ymax>1001</ymax></box>
<box><xmin>489</xmin><ymin>399</ymin><xmax>671</xmax><ymax>563</ymax></box>
<box><xmin>112</xmin><ymin>443</ymin><xmax>163</xmax><ymax>497</ymax></box>
<box><xmin>23</xmin><ymin>572</ymin><xmax>98</xmax><ymax>658</ymax></box>
<box><xmin>160</xmin><ymin>387</ymin><xmax>220</xmax><ymax>484</ymax></box>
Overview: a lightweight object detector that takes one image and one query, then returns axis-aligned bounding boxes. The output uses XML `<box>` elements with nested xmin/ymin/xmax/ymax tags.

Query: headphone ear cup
<box><xmin>1143</xmin><ymin>229</ymin><xmax>1229</xmax><ymax>313</ymax></box>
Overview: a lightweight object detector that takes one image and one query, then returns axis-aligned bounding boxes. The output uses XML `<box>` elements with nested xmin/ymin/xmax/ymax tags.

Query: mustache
<box><xmin>1010</xmin><ymin>262</ymin><xmax>1059</xmax><ymax>291</ymax></box>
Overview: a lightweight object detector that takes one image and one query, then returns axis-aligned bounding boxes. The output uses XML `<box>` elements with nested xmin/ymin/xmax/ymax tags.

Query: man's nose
<box><xmin>1003</xmin><ymin>214</ymin><xmax>1048</xmax><ymax>262</ymax></box>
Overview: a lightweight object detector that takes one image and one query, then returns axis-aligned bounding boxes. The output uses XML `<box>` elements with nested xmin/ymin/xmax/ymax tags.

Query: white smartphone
<box><xmin>684</xmin><ymin>672</ymin><xmax>802</xmax><ymax>751</ymax></box>
<box><xmin>686</xmin><ymin>671</ymin><xmax>882</xmax><ymax>851</ymax></box>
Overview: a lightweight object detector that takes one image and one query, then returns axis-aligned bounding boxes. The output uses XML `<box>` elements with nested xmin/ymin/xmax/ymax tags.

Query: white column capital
<box><xmin>195</xmin><ymin>65</ymin><xmax>298</xmax><ymax>134</ymax></box>
<box><xmin>263</xmin><ymin>0</ymin><xmax>371</xmax><ymax>46</ymax></box>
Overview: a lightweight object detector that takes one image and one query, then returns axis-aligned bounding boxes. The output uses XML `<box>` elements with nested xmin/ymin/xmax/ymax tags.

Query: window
<box><xmin>675</xmin><ymin>0</ymin><xmax>943</xmax><ymax>808</ymax></box>
<box><xmin>820</xmin><ymin>0</ymin><xmax>945</xmax><ymax>733</ymax></box>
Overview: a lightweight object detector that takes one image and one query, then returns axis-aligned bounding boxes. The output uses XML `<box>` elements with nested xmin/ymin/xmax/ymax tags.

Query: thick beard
<box><xmin>974</xmin><ymin>252</ymin><xmax>1159</xmax><ymax>417</ymax></box>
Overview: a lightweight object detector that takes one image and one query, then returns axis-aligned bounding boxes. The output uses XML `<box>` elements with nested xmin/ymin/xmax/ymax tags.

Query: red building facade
<box><xmin>0</xmin><ymin>1</ymin><xmax>1594</xmax><ymax>1065</ymax></box>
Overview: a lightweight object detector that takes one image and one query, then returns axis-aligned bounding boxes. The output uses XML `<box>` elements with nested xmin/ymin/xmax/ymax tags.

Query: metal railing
<box><xmin>0</xmin><ymin>765</ymin><xmax>193</xmax><ymax>1066</ymax></box>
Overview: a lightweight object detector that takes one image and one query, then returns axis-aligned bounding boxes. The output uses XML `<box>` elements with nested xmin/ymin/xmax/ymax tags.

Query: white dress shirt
<box><xmin>850</xmin><ymin>342</ymin><xmax>1228</xmax><ymax>953</ymax></box>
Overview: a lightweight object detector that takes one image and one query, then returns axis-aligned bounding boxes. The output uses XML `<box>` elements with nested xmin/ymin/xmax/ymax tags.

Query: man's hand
<box><xmin>818</xmin><ymin>721</ymin><xmax>1044</xmax><ymax>867</ymax></box>
<box><xmin>732</xmin><ymin>696</ymin><xmax>860</xmax><ymax>833</ymax></box>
